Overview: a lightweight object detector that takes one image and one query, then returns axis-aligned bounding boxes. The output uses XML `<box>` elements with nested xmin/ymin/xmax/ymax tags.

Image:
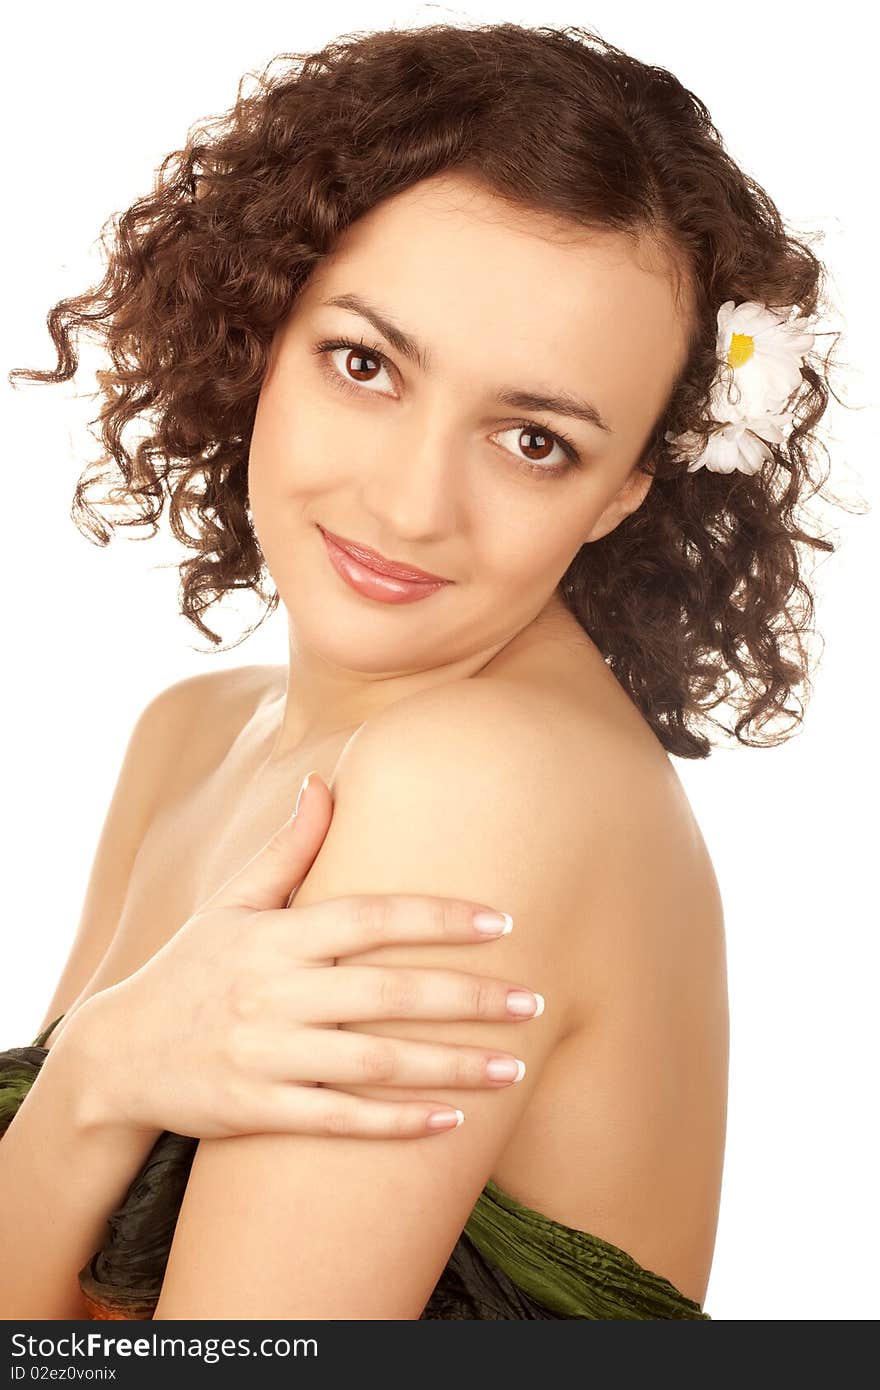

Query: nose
<box><xmin>358</xmin><ymin>400</ymin><xmax>462</xmax><ymax>543</ymax></box>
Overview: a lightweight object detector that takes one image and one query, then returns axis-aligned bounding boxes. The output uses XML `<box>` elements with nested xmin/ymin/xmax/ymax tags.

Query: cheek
<box><xmin>480</xmin><ymin>510</ymin><xmax>587</xmax><ymax>581</ymax></box>
<box><xmin>248</xmin><ymin>388</ymin><xmax>341</xmax><ymax>502</ymax></box>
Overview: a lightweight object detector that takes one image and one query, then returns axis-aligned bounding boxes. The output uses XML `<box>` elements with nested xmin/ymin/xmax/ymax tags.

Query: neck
<box><xmin>262</xmin><ymin>590</ymin><xmax>575</xmax><ymax>763</ymax></box>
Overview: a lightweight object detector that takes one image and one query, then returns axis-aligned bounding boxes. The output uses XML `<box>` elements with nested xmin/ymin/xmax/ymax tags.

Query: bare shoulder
<box><xmin>342</xmin><ymin>664</ymin><xmax>721</xmax><ymax>897</ymax></box>
<box><xmin>339</xmin><ymin>671</ymin><xmax>727</xmax><ymax>1029</ymax></box>
<box><xmin>294</xmin><ymin>675</ymin><xmax>605</xmax><ymax>1044</ymax></box>
<box><xmin>336</xmin><ymin>675</ymin><xmax>601</xmax><ymax>864</ymax></box>
<box><xmin>37</xmin><ymin>663</ymin><xmax>288</xmax><ymax>1046</ymax></box>
<box><xmin>141</xmin><ymin>663</ymin><xmax>284</xmax><ymax>778</ymax></box>
<box><xmin>340</xmin><ymin>672</ymin><xmax>595</xmax><ymax>783</ymax></box>
<box><xmin>147</xmin><ymin>662</ymin><xmax>282</xmax><ymax>731</ymax></box>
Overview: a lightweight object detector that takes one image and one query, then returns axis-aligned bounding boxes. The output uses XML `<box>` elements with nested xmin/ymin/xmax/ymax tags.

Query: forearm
<box><xmin>0</xmin><ymin>1031</ymin><xmax>160</xmax><ymax>1319</ymax></box>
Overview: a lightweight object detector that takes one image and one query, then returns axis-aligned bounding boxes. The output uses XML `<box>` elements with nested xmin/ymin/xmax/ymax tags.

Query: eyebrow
<box><xmin>319</xmin><ymin>292</ymin><xmax>614</xmax><ymax>435</ymax></box>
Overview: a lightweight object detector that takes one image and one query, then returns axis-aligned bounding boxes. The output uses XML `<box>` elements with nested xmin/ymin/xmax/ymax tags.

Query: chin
<box><xmin>281</xmin><ymin>580</ymin><xmax>444</xmax><ymax>664</ymax></box>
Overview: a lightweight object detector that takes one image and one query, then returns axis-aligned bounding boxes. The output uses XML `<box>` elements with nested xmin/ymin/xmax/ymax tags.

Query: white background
<box><xmin>2</xmin><ymin>0</ymin><xmax>876</xmax><ymax>1320</ymax></box>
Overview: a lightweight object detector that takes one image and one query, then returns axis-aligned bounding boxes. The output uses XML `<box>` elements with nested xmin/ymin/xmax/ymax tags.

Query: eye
<box><xmin>312</xmin><ymin>335</ymin><xmax>582</xmax><ymax>479</ymax></box>
<box><xmin>314</xmin><ymin>337</ymin><xmax>395</xmax><ymax>394</ymax></box>
<box><xmin>491</xmin><ymin>423</ymin><xmax>581</xmax><ymax>477</ymax></box>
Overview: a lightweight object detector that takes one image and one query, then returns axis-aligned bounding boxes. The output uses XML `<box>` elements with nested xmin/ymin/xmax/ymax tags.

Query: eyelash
<box><xmin>311</xmin><ymin>335</ymin><xmax>583</xmax><ymax>478</ymax></box>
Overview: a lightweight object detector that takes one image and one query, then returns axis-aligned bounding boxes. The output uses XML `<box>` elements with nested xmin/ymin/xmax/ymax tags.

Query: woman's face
<box><xmin>248</xmin><ymin>171</ymin><xmax>690</xmax><ymax>673</ymax></box>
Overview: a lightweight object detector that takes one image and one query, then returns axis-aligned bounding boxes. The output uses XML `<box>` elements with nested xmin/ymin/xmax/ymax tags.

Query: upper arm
<box><xmin>38</xmin><ymin>675</ymin><xmax>212</xmax><ymax>1044</ymax></box>
<box><xmin>152</xmin><ymin>683</ymin><xmax>596</xmax><ymax>1319</ymax></box>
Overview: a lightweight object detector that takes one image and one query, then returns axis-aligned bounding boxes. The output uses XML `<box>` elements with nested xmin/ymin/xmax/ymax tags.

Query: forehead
<box><xmin>302</xmin><ymin>173</ymin><xmax>691</xmax><ymax>432</ymax></box>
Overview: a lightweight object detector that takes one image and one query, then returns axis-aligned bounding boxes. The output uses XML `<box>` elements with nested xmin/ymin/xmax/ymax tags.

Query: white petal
<box><xmin>686</xmin><ymin>451</ymin><xmax>709</xmax><ymax>472</ymax></box>
<box><xmin>730</xmin><ymin>362</ymin><xmax>773</xmax><ymax>416</ymax></box>
<box><xmin>756</xmin><ymin>354</ymin><xmax>805</xmax><ymax>407</ymax></box>
<box><xmin>747</xmin><ymin>412</ymin><xmax>789</xmax><ymax>445</ymax></box>
<box><xmin>715</xmin><ymin>301</ymin><xmax>738</xmax><ymax>349</ymax></box>
<box><xmin>780</xmin><ymin>327</ymin><xmax>815</xmax><ymax>355</ymax></box>
<box><xmin>703</xmin><ymin>431</ymin><xmax>743</xmax><ymax>473</ymax></box>
<box><xmin>666</xmin><ymin>428</ymin><xmax>704</xmax><ymax>465</ymax></box>
<box><xmin>735</xmin><ymin>430</ymin><xmax>772</xmax><ymax>474</ymax></box>
<box><xmin>754</xmin><ymin>318</ymin><xmax>815</xmax><ymax>362</ymax></box>
<box><xmin>729</xmin><ymin>301</ymin><xmax>780</xmax><ymax>336</ymax></box>
<box><xmin>709</xmin><ymin>375</ymin><xmax>750</xmax><ymax>423</ymax></box>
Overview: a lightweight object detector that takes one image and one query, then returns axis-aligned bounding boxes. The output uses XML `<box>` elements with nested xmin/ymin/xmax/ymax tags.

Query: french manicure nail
<box><xmin>486</xmin><ymin>1057</ymin><xmax>526</xmax><ymax>1082</ymax></box>
<box><xmin>506</xmin><ymin>990</ymin><xmax>544</xmax><ymax>1018</ymax></box>
<box><xmin>426</xmin><ymin>1108</ymin><xmax>465</xmax><ymax>1131</ymax></box>
<box><xmin>473</xmin><ymin>911</ymin><xmax>514</xmax><ymax>936</ymax></box>
<box><xmin>295</xmin><ymin>771</ymin><xmax>315</xmax><ymax>816</ymax></box>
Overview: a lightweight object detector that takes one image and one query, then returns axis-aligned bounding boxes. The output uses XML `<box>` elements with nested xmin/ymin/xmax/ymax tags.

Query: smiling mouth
<box><xmin>316</xmin><ymin>524</ymin><xmax>452</xmax><ymax>584</ymax></box>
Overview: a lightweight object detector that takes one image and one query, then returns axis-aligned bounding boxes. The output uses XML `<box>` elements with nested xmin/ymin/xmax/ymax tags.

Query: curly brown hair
<box><xmin>8</xmin><ymin>21</ymin><xmax>859</xmax><ymax>758</ymax></box>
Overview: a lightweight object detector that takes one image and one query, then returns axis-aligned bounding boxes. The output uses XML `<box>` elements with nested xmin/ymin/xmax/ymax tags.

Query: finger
<box><xmin>275</xmin><ymin>964</ymin><xmax>544</xmax><ymax>1024</ymax></box>
<box><xmin>234</xmin><ymin>1084</ymin><xmax>465</xmax><ymax>1139</ymax></box>
<box><xmin>242</xmin><ymin>1027</ymin><xmax>527</xmax><ymax>1089</ymax></box>
<box><xmin>204</xmin><ymin>772</ymin><xmax>334</xmax><ymax>913</ymax></box>
<box><xmin>260</xmin><ymin>893</ymin><xmax>514</xmax><ymax>962</ymax></box>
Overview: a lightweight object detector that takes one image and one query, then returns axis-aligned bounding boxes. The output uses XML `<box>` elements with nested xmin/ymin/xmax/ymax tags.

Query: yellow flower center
<box><xmin>727</xmin><ymin>332</ymin><xmax>755</xmax><ymax>369</ymax></box>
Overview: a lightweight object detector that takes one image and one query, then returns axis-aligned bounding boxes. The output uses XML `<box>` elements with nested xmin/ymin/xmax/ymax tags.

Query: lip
<box><xmin>318</xmin><ymin>525</ymin><xmax>453</xmax><ymax>605</ymax></box>
<box><xmin>318</xmin><ymin>525</ymin><xmax>452</xmax><ymax>583</ymax></box>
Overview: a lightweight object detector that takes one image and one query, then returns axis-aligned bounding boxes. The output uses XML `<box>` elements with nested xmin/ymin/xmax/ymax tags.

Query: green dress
<box><xmin>1</xmin><ymin>1017</ymin><xmax>710</xmax><ymax>1320</ymax></box>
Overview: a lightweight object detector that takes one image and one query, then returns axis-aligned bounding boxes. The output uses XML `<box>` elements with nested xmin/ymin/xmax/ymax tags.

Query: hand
<box><xmin>65</xmin><ymin>773</ymin><xmax>543</xmax><ymax>1142</ymax></box>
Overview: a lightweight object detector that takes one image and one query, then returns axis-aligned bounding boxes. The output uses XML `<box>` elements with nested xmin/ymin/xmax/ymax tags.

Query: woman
<box><xmin>1</xmin><ymin>21</ymin><xmax>843</xmax><ymax>1319</ymax></box>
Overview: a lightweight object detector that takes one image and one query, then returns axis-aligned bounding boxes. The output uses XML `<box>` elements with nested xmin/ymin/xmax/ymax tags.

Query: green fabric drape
<box><xmin>2</xmin><ymin>1016</ymin><xmax>710</xmax><ymax>1320</ymax></box>
<box><xmin>462</xmin><ymin>1178</ymin><xmax>709</xmax><ymax>1319</ymax></box>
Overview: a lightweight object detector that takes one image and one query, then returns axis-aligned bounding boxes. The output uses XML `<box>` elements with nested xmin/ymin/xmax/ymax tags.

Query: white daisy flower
<box><xmin>710</xmin><ymin>300</ymin><xmax>815</xmax><ymax>420</ymax></box>
<box><xmin>666</xmin><ymin>299</ymin><xmax>815</xmax><ymax>475</ymax></box>
<box><xmin>667</xmin><ymin>410</ymin><xmax>793</xmax><ymax>476</ymax></box>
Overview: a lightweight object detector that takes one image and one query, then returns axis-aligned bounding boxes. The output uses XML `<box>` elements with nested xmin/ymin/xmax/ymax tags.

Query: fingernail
<box><xmin>426</xmin><ymin>1108</ymin><xmax>465</xmax><ymax>1131</ymax></box>
<box><xmin>486</xmin><ymin>1057</ymin><xmax>526</xmax><ymax>1083</ymax></box>
<box><xmin>473</xmin><ymin>911</ymin><xmax>514</xmax><ymax>936</ymax></box>
<box><xmin>294</xmin><ymin>771</ymin><xmax>315</xmax><ymax>817</ymax></box>
<box><xmin>506</xmin><ymin>990</ymin><xmax>544</xmax><ymax>1018</ymax></box>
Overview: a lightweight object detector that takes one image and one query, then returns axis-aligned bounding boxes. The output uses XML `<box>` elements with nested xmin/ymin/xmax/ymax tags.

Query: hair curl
<box><xmin>8</xmin><ymin>21</ymin><xmax>861</xmax><ymax>757</ymax></box>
